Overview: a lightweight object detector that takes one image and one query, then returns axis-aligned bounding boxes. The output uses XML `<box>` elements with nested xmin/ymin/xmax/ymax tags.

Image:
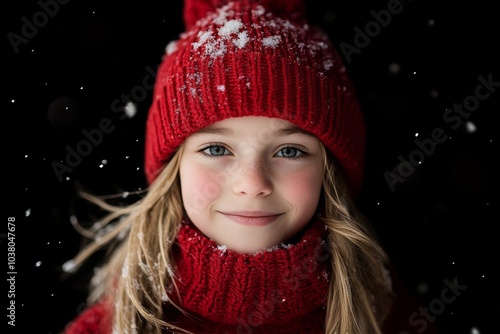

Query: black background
<box><xmin>4</xmin><ymin>0</ymin><xmax>499</xmax><ymax>333</ymax></box>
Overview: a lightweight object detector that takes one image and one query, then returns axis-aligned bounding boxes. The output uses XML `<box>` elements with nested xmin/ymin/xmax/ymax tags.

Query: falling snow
<box><xmin>62</xmin><ymin>260</ymin><xmax>77</xmax><ymax>273</ymax></box>
<box><xmin>388</xmin><ymin>62</ymin><xmax>400</xmax><ymax>75</ymax></box>
<box><xmin>124</xmin><ymin>101</ymin><xmax>137</xmax><ymax>118</ymax></box>
<box><xmin>466</xmin><ymin>121</ymin><xmax>477</xmax><ymax>133</ymax></box>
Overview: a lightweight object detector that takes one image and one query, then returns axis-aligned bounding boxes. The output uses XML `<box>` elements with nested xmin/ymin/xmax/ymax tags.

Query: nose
<box><xmin>232</xmin><ymin>158</ymin><xmax>273</xmax><ymax>197</ymax></box>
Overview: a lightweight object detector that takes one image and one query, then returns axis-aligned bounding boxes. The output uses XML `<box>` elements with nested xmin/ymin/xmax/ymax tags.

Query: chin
<box><xmin>223</xmin><ymin>238</ymin><xmax>281</xmax><ymax>254</ymax></box>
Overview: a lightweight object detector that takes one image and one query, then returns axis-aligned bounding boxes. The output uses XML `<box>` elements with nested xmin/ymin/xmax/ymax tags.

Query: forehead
<box><xmin>191</xmin><ymin>116</ymin><xmax>316</xmax><ymax>138</ymax></box>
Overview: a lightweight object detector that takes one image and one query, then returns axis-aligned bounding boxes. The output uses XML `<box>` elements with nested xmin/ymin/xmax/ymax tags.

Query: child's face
<box><xmin>179</xmin><ymin>116</ymin><xmax>324</xmax><ymax>253</ymax></box>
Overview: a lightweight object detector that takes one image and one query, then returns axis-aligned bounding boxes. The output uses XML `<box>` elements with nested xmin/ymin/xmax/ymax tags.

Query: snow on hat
<box><xmin>144</xmin><ymin>0</ymin><xmax>366</xmax><ymax>195</ymax></box>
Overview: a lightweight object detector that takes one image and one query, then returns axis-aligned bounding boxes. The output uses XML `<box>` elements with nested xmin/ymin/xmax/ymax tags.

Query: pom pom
<box><xmin>183</xmin><ymin>0</ymin><xmax>306</xmax><ymax>30</ymax></box>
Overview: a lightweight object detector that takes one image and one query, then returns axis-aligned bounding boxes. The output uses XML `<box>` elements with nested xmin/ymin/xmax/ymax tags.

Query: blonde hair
<box><xmin>319</xmin><ymin>146</ymin><xmax>394</xmax><ymax>333</ymax></box>
<box><xmin>66</xmin><ymin>143</ymin><xmax>393</xmax><ymax>334</ymax></box>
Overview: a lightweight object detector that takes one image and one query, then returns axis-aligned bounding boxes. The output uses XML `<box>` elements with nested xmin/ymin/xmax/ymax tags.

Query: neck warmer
<box><xmin>166</xmin><ymin>218</ymin><xmax>330</xmax><ymax>333</ymax></box>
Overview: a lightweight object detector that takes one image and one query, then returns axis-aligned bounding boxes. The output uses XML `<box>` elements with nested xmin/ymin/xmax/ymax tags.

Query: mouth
<box><xmin>219</xmin><ymin>211</ymin><xmax>283</xmax><ymax>226</ymax></box>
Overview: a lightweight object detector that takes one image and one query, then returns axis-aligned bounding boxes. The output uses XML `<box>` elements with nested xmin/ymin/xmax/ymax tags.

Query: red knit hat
<box><xmin>144</xmin><ymin>0</ymin><xmax>366</xmax><ymax>195</ymax></box>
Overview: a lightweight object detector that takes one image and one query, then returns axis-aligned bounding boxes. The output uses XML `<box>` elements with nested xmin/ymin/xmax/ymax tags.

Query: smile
<box><xmin>219</xmin><ymin>211</ymin><xmax>283</xmax><ymax>226</ymax></box>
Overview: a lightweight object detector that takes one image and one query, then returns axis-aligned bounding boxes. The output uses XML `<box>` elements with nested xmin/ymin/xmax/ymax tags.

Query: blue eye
<box><xmin>201</xmin><ymin>145</ymin><xmax>230</xmax><ymax>157</ymax></box>
<box><xmin>276</xmin><ymin>147</ymin><xmax>306</xmax><ymax>159</ymax></box>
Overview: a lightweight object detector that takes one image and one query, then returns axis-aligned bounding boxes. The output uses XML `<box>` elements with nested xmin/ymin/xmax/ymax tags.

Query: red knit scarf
<box><xmin>166</xmin><ymin>218</ymin><xmax>330</xmax><ymax>333</ymax></box>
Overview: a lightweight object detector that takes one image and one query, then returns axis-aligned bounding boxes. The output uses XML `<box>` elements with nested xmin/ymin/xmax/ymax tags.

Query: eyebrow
<box><xmin>192</xmin><ymin>126</ymin><xmax>233</xmax><ymax>136</ymax></box>
<box><xmin>192</xmin><ymin>124</ymin><xmax>316</xmax><ymax>138</ymax></box>
<box><xmin>277</xmin><ymin>126</ymin><xmax>315</xmax><ymax>137</ymax></box>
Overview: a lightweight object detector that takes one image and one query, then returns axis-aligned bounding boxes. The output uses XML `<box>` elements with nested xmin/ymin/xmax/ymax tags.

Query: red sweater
<box><xmin>64</xmin><ymin>219</ymin><xmax>440</xmax><ymax>333</ymax></box>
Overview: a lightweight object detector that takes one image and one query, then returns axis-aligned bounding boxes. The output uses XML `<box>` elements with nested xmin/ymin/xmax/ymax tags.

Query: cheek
<box><xmin>281</xmin><ymin>169</ymin><xmax>322</xmax><ymax>213</ymax></box>
<box><xmin>180</xmin><ymin>164</ymin><xmax>224</xmax><ymax>214</ymax></box>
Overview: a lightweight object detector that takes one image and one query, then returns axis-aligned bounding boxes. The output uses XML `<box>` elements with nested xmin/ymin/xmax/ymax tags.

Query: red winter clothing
<box><xmin>64</xmin><ymin>219</ymin><xmax>441</xmax><ymax>333</ymax></box>
<box><xmin>64</xmin><ymin>301</ymin><xmax>112</xmax><ymax>334</ymax></box>
<box><xmin>164</xmin><ymin>219</ymin><xmax>329</xmax><ymax>333</ymax></box>
<box><xmin>65</xmin><ymin>219</ymin><xmax>329</xmax><ymax>333</ymax></box>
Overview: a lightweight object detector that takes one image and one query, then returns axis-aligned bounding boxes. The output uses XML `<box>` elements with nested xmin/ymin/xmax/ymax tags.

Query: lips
<box><xmin>219</xmin><ymin>211</ymin><xmax>283</xmax><ymax>226</ymax></box>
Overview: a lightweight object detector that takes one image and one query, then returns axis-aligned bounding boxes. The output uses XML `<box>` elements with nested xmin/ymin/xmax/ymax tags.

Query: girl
<box><xmin>63</xmin><ymin>0</ymin><xmax>408</xmax><ymax>333</ymax></box>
